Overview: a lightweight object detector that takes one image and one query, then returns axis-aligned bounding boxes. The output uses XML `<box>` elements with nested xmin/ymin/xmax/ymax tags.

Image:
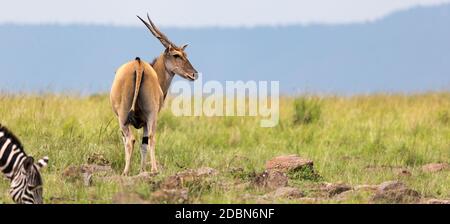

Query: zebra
<box><xmin>0</xmin><ymin>124</ymin><xmax>48</xmax><ymax>204</ymax></box>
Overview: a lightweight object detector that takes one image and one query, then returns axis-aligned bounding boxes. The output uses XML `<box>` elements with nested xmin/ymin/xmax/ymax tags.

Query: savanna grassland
<box><xmin>0</xmin><ymin>92</ymin><xmax>449</xmax><ymax>204</ymax></box>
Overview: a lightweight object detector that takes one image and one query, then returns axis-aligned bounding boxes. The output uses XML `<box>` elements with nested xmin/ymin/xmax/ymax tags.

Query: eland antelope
<box><xmin>110</xmin><ymin>14</ymin><xmax>198</xmax><ymax>175</ymax></box>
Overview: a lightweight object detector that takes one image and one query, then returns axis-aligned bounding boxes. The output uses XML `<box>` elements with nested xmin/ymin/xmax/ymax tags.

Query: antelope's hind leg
<box><xmin>120</xmin><ymin>123</ymin><xmax>135</xmax><ymax>176</ymax></box>
<box><xmin>146</xmin><ymin>114</ymin><xmax>159</xmax><ymax>174</ymax></box>
<box><xmin>140</xmin><ymin>124</ymin><xmax>148</xmax><ymax>173</ymax></box>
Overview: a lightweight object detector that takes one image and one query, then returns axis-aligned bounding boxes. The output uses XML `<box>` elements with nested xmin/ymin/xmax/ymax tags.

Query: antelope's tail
<box><xmin>126</xmin><ymin>57</ymin><xmax>145</xmax><ymax>129</ymax></box>
<box><xmin>130</xmin><ymin>57</ymin><xmax>144</xmax><ymax>112</ymax></box>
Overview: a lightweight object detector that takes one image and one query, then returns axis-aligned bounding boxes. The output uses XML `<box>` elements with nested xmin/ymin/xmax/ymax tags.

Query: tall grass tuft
<box><xmin>293</xmin><ymin>97</ymin><xmax>322</xmax><ymax>125</ymax></box>
<box><xmin>437</xmin><ymin>110</ymin><xmax>449</xmax><ymax>125</ymax></box>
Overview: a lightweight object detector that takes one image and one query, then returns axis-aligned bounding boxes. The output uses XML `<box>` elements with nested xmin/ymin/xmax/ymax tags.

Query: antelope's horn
<box><xmin>137</xmin><ymin>13</ymin><xmax>175</xmax><ymax>49</ymax></box>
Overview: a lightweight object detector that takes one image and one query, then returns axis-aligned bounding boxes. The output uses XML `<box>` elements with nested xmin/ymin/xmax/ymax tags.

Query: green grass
<box><xmin>0</xmin><ymin>92</ymin><xmax>449</xmax><ymax>203</ymax></box>
<box><xmin>293</xmin><ymin>96</ymin><xmax>322</xmax><ymax>125</ymax></box>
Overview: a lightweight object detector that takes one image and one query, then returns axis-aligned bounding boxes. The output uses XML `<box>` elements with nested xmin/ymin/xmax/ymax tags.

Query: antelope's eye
<box><xmin>173</xmin><ymin>54</ymin><xmax>181</xmax><ymax>59</ymax></box>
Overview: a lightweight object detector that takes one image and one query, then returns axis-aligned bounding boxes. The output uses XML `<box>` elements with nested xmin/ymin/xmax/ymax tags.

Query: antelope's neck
<box><xmin>153</xmin><ymin>54</ymin><xmax>173</xmax><ymax>100</ymax></box>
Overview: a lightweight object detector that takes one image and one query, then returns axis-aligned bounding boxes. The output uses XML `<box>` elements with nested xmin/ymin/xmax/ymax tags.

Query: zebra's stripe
<box><xmin>6</xmin><ymin>153</ymin><xmax>26</xmax><ymax>179</ymax></box>
<box><xmin>1</xmin><ymin>144</ymin><xmax>20</xmax><ymax>170</ymax></box>
<box><xmin>0</xmin><ymin>139</ymin><xmax>11</xmax><ymax>163</ymax></box>
<box><xmin>11</xmin><ymin>177</ymin><xmax>25</xmax><ymax>200</ymax></box>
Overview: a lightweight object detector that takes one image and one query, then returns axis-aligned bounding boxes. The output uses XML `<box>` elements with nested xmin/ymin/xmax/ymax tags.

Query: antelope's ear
<box><xmin>23</xmin><ymin>157</ymin><xmax>34</xmax><ymax>172</ymax></box>
<box><xmin>36</xmin><ymin>156</ymin><xmax>49</xmax><ymax>170</ymax></box>
<box><xmin>181</xmin><ymin>44</ymin><xmax>188</xmax><ymax>50</ymax></box>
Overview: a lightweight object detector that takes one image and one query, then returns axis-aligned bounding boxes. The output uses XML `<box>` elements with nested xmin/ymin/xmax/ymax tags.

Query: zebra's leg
<box><xmin>120</xmin><ymin>124</ymin><xmax>135</xmax><ymax>176</ymax></box>
<box><xmin>139</xmin><ymin>124</ymin><xmax>148</xmax><ymax>173</ymax></box>
<box><xmin>148</xmin><ymin>114</ymin><xmax>158</xmax><ymax>173</ymax></box>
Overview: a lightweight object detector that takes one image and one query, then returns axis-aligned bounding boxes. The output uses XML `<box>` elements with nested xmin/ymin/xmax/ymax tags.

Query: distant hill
<box><xmin>0</xmin><ymin>4</ymin><xmax>449</xmax><ymax>95</ymax></box>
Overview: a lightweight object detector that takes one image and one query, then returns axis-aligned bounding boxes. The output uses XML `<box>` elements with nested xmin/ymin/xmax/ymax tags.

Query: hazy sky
<box><xmin>1</xmin><ymin>0</ymin><xmax>449</xmax><ymax>27</ymax></box>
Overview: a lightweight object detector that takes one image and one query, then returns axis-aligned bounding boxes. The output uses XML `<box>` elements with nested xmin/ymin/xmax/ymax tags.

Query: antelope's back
<box><xmin>110</xmin><ymin>59</ymin><xmax>162</xmax><ymax>117</ymax></box>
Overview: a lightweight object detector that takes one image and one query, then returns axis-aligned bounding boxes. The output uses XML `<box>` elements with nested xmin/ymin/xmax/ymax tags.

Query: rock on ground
<box><xmin>321</xmin><ymin>183</ymin><xmax>352</xmax><ymax>197</ymax></box>
<box><xmin>421</xmin><ymin>163</ymin><xmax>449</xmax><ymax>173</ymax></box>
<box><xmin>296</xmin><ymin>197</ymin><xmax>322</xmax><ymax>203</ymax></box>
<box><xmin>265</xmin><ymin>187</ymin><xmax>304</xmax><ymax>199</ymax></box>
<box><xmin>372</xmin><ymin>181</ymin><xmax>421</xmax><ymax>203</ymax></box>
<box><xmin>62</xmin><ymin>164</ymin><xmax>114</xmax><ymax>186</ymax></box>
<box><xmin>333</xmin><ymin>190</ymin><xmax>357</xmax><ymax>200</ymax></box>
<box><xmin>160</xmin><ymin>175</ymin><xmax>183</xmax><ymax>189</ymax></box>
<box><xmin>266</xmin><ymin>155</ymin><xmax>313</xmax><ymax>172</ymax></box>
<box><xmin>159</xmin><ymin>167</ymin><xmax>218</xmax><ymax>190</ymax></box>
<box><xmin>87</xmin><ymin>153</ymin><xmax>110</xmax><ymax>166</ymax></box>
<box><xmin>151</xmin><ymin>188</ymin><xmax>189</xmax><ymax>204</ymax></box>
<box><xmin>354</xmin><ymin>184</ymin><xmax>379</xmax><ymax>192</ymax></box>
<box><xmin>378</xmin><ymin>181</ymin><xmax>406</xmax><ymax>191</ymax></box>
<box><xmin>176</xmin><ymin>167</ymin><xmax>218</xmax><ymax>181</ymax></box>
<box><xmin>424</xmin><ymin>199</ymin><xmax>450</xmax><ymax>204</ymax></box>
<box><xmin>251</xmin><ymin>170</ymin><xmax>288</xmax><ymax>190</ymax></box>
<box><xmin>112</xmin><ymin>192</ymin><xmax>148</xmax><ymax>204</ymax></box>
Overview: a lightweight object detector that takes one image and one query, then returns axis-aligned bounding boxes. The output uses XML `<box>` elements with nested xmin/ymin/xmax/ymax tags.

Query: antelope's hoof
<box><xmin>122</xmin><ymin>170</ymin><xmax>130</xmax><ymax>176</ymax></box>
<box><xmin>150</xmin><ymin>168</ymin><xmax>159</xmax><ymax>175</ymax></box>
